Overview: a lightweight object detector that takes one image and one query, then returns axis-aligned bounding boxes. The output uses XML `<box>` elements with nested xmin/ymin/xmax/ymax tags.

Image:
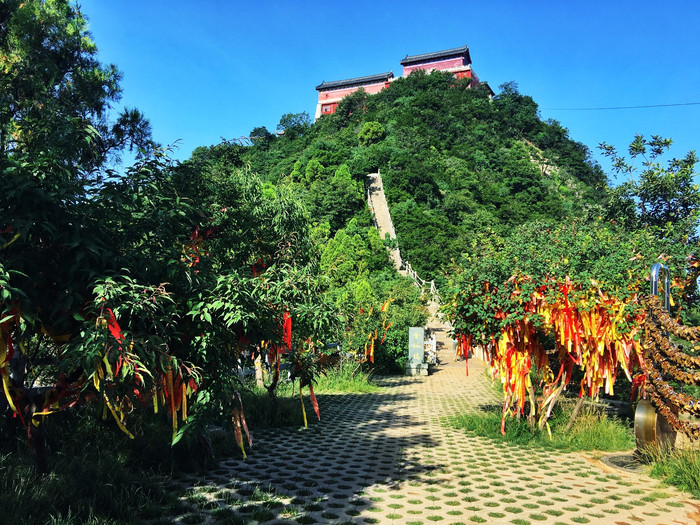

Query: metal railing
<box><xmin>403</xmin><ymin>261</ymin><xmax>440</xmax><ymax>302</ymax></box>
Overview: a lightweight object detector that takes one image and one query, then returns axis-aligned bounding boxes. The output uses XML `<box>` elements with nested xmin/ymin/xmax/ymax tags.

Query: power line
<box><xmin>543</xmin><ymin>102</ymin><xmax>700</xmax><ymax>111</ymax></box>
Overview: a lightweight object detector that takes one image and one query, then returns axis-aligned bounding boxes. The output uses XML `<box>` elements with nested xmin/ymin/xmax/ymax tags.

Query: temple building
<box><xmin>315</xmin><ymin>45</ymin><xmax>487</xmax><ymax>119</ymax></box>
<box><xmin>400</xmin><ymin>45</ymin><xmax>478</xmax><ymax>83</ymax></box>
<box><xmin>314</xmin><ymin>72</ymin><xmax>394</xmax><ymax>120</ymax></box>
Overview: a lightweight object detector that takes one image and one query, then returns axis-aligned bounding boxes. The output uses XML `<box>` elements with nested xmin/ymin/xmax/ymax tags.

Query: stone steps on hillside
<box><xmin>366</xmin><ymin>171</ymin><xmax>402</xmax><ymax>271</ymax></box>
<box><xmin>425</xmin><ymin>301</ymin><xmax>456</xmax><ymax>365</ymax></box>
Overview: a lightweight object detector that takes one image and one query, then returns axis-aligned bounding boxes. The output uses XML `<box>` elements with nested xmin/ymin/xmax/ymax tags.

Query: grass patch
<box><xmin>640</xmin><ymin>446</ymin><xmax>700</xmax><ymax>498</ymax></box>
<box><xmin>0</xmin><ymin>407</ymin><xmax>190</xmax><ymax>524</ymax></box>
<box><xmin>314</xmin><ymin>361</ymin><xmax>379</xmax><ymax>393</ymax></box>
<box><xmin>237</xmin><ymin>381</ymin><xmax>312</xmax><ymax>428</ymax></box>
<box><xmin>236</xmin><ymin>363</ymin><xmax>377</xmax><ymax>429</ymax></box>
<box><xmin>450</xmin><ymin>400</ymin><xmax>633</xmax><ymax>452</ymax></box>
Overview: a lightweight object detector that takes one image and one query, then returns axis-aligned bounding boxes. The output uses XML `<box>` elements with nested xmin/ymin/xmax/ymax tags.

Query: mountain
<box><xmin>233</xmin><ymin>71</ymin><xmax>607</xmax><ymax>282</ymax></box>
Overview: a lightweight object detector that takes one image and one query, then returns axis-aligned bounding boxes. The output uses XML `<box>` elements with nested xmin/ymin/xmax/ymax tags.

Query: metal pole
<box><xmin>650</xmin><ymin>262</ymin><xmax>671</xmax><ymax>312</ymax></box>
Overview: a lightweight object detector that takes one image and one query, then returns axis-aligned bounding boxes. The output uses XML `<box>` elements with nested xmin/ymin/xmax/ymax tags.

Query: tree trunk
<box><xmin>254</xmin><ymin>353</ymin><xmax>263</xmax><ymax>388</ymax></box>
<box><xmin>527</xmin><ymin>381</ymin><xmax>537</xmax><ymax>430</ymax></box>
<box><xmin>564</xmin><ymin>395</ymin><xmax>586</xmax><ymax>433</ymax></box>
<box><xmin>501</xmin><ymin>391</ymin><xmax>513</xmax><ymax>435</ymax></box>
<box><xmin>538</xmin><ymin>373</ymin><xmax>567</xmax><ymax>431</ymax></box>
<box><xmin>538</xmin><ymin>386</ymin><xmax>563</xmax><ymax>431</ymax></box>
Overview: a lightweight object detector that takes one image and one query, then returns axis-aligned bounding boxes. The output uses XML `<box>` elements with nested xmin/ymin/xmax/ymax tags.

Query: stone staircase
<box><xmin>426</xmin><ymin>299</ymin><xmax>455</xmax><ymax>364</ymax></box>
<box><xmin>366</xmin><ymin>171</ymin><xmax>439</xmax><ymax>300</ymax></box>
<box><xmin>366</xmin><ymin>171</ymin><xmax>403</xmax><ymax>272</ymax></box>
<box><xmin>366</xmin><ymin>170</ymin><xmax>454</xmax><ymax>361</ymax></box>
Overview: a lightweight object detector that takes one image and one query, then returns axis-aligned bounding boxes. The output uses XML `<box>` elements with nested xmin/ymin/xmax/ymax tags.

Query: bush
<box><xmin>358</xmin><ymin>121</ymin><xmax>386</xmax><ymax>146</ymax></box>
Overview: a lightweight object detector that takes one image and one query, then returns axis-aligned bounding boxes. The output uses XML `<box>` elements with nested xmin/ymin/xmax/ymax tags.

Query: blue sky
<box><xmin>80</xmin><ymin>1</ymin><xmax>700</xmax><ymax>179</ymax></box>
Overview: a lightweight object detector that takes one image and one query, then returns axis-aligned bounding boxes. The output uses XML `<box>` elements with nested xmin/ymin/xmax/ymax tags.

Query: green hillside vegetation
<box><xmin>176</xmin><ymin>145</ymin><xmax>425</xmax><ymax>373</ymax></box>
<box><xmin>175</xmin><ymin>71</ymin><xmax>613</xmax><ymax>374</ymax></box>
<box><xmin>235</xmin><ymin>73</ymin><xmax>607</xmax><ymax>283</ymax></box>
<box><xmin>225</xmin><ymin>69</ymin><xmax>700</xmax><ymax>386</ymax></box>
<box><xmin>176</xmin><ymin>70</ymin><xmax>627</xmax><ymax>375</ymax></box>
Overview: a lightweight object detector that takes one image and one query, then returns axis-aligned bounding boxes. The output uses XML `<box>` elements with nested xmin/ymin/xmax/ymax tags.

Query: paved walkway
<box><xmin>171</xmin><ymin>341</ymin><xmax>700</xmax><ymax>525</ymax></box>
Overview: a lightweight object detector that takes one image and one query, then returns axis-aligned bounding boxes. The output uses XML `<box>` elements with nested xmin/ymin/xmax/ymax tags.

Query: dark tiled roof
<box><xmin>400</xmin><ymin>45</ymin><xmax>471</xmax><ymax>66</ymax></box>
<box><xmin>316</xmin><ymin>72</ymin><xmax>394</xmax><ymax>91</ymax></box>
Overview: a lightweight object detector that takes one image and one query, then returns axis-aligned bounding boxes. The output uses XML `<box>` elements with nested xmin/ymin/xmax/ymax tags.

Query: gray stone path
<box><xmin>169</xmin><ymin>342</ymin><xmax>700</xmax><ymax>525</ymax></box>
<box><xmin>366</xmin><ymin>171</ymin><xmax>402</xmax><ymax>272</ymax></box>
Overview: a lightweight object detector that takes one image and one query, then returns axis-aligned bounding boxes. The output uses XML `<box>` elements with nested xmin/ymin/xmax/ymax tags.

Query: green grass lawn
<box><xmin>450</xmin><ymin>399</ymin><xmax>634</xmax><ymax>453</ymax></box>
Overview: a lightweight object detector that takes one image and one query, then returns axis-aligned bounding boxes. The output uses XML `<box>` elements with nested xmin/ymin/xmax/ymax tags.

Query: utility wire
<box><xmin>543</xmin><ymin>102</ymin><xmax>700</xmax><ymax>111</ymax></box>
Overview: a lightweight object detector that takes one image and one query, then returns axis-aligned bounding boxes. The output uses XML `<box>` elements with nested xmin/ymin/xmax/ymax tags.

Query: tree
<box><xmin>601</xmin><ymin>135</ymin><xmax>700</xmax><ymax>241</ymax></box>
<box><xmin>1</xmin><ymin>149</ymin><xmax>199</xmax><ymax>469</ymax></box>
<box><xmin>308</xmin><ymin>164</ymin><xmax>365</xmax><ymax>232</ymax></box>
<box><xmin>2</xmin><ymin>140</ymin><xmax>337</xmax><ymax>467</ymax></box>
<box><xmin>319</xmin><ymin>218</ymin><xmax>426</xmax><ymax>372</ymax></box>
<box><xmin>304</xmin><ymin>158</ymin><xmax>323</xmax><ymax>183</ymax></box>
<box><xmin>0</xmin><ymin>0</ymin><xmax>151</xmax><ymax>171</ymax></box>
<box><xmin>277</xmin><ymin>112</ymin><xmax>311</xmax><ymax>140</ymax></box>
<box><xmin>443</xmin><ymin>217</ymin><xmax>695</xmax><ymax>433</ymax></box>
<box><xmin>327</xmin><ymin>89</ymin><xmax>368</xmax><ymax>129</ymax></box>
<box><xmin>0</xmin><ymin>1</ymin><xmax>335</xmax><ymax>467</ymax></box>
<box><xmin>443</xmin><ymin>136</ymin><xmax>700</xmax><ymax>435</ymax></box>
<box><xmin>249</xmin><ymin>126</ymin><xmax>275</xmax><ymax>149</ymax></box>
<box><xmin>492</xmin><ymin>81</ymin><xmax>543</xmax><ymax>139</ymax></box>
<box><xmin>358</xmin><ymin>121</ymin><xmax>385</xmax><ymax>146</ymax></box>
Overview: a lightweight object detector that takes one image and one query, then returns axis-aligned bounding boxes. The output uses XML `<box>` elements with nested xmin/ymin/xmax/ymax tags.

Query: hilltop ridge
<box><xmin>235</xmin><ymin>72</ymin><xmax>606</xmax><ymax>281</ymax></box>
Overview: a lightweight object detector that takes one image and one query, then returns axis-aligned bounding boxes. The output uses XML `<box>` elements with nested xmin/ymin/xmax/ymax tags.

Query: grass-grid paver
<box><xmin>170</xmin><ymin>323</ymin><xmax>700</xmax><ymax>524</ymax></box>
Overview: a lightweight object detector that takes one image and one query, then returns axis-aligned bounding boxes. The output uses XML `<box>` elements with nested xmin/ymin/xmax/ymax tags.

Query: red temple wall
<box><xmin>320</xmin><ymin>102</ymin><xmax>339</xmax><ymax>115</ymax></box>
<box><xmin>317</xmin><ymin>81</ymin><xmax>388</xmax><ymax>104</ymax></box>
<box><xmin>402</xmin><ymin>57</ymin><xmax>465</xmax><ymax>76</ymax></box>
